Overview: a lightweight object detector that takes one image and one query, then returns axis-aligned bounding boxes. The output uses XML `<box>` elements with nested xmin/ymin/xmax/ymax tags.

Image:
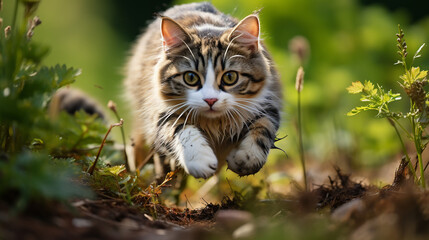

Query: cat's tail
<box><xmin>49</xmin><ymin>88</ymin><xmax>137</xmax><ymax>171</ymax></box>
<box><xmin>49</xmin><ymin>88</ymin><xmax>105</xmax><ymax>119</ymax></box>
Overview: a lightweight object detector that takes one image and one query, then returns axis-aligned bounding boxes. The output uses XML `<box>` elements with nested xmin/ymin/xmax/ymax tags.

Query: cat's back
<box><xmin>160</xmin><ymin>2</ymin><xmax>236</xmax><ymax>27</ymax></box>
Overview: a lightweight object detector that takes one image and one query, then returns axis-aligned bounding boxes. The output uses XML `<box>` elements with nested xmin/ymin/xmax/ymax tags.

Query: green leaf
<box><xmin>347</xmin><ymin>106</ymin><xmax>371</xmax><ymax>116</ymax></box>
<box><xmin>417</xmin><ymin>70</ymin><xmax>427</xmax><ymax>80</ymax></box>
<box><xmin>347</xmin><ymin>81</ymin><xmax>364</xmax><ymax>94</ymax></box>
<box><xmin>347</xmin><ymin>83</ymin><xmax>401</xmax><ymax>118</ymax></box>
<box><xmin>363</xmin><ymin>80</ymin><xmax>377</xmax><ymax>95</ymax></box>
<box><xmin>97</xmin><ymin>165</ymin><xmax>126</xmax><ymax>177</ymax></box>
<box><xmin>53</xmin><ymin>64</ymin><xmax>81</xmax><ymax>88</ymax></box>
<box><xmin>411</xmin><ymin>67</ymin><xmax>420</xmax><ymax>80</ymax></box>
<box><xmin>413</xmin><ymin>43</ymin><xmax>425</xmax><ymax>61</ymax></box>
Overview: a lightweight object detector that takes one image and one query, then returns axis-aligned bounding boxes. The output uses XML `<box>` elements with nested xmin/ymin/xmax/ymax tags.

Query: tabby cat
<box><xmin>125</xmin><ymin>2</ymin><xmax>282</xmax><ymax>179</ymax></box>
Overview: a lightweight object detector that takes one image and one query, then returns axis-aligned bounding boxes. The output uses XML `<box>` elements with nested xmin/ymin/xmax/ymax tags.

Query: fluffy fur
<box><xmin>124</xmin><ymin>2</ymin><xmax>282</xmax><ymax>178</ymax></box>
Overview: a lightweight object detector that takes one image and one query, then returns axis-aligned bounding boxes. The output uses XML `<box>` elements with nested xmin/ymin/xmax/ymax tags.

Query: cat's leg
<box><xmin>156</xmin><ymin>120</ymin><xmax>218</xmax><ymax>179</ymax></box>
<box><xmin>226</xmin><ymin>116</ymin><xmax>277</xmax><ymax>176</ymax></box>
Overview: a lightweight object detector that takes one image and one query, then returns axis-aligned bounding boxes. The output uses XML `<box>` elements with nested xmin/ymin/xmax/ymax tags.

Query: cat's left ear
<box><xmin>228</xmin><ymin>15</ymin><xmax>260</xmax><ymax>51</ymax></box>
<box><xmin>161</xmin><ymin>17</ymin><xmax>191</xmax><ymax>51</ymax></box>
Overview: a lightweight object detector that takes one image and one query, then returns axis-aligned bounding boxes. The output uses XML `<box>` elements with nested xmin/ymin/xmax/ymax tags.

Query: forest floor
<box><xmin>2</xmin><ymin>159</ymin><xmax>429</xmax><ymax>240</ymax></box>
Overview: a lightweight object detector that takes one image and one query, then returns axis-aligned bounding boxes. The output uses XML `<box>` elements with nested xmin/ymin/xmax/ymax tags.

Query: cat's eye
<box><xmin>183</xmin><ymin>71</ymin><xmax>200</xmax><ymax>86</ymax></box>
<box><xmin>221</xmin><ymin>71</ymin><xmax>239</xmax><ymax>86</ymax></box>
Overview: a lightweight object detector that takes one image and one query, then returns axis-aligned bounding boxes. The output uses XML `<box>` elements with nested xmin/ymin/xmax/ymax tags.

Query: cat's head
<box><xmin>157</xmin><ymin>14</ymin><xmax>271</xmax><ymax>120</ymax></box>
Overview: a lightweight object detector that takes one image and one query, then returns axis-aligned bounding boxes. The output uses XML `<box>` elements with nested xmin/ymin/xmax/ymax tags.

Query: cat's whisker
<box><xmin>227</xmin><ymin>54</ymin><xmax>245</xmax><ymax>62</ymax></box>
<box><xmin>233</xmin><ymin>102</ymin><xmax>259</xmax><ymax>116</ymax></box>
<box><xmin>158</xmin><ymin>102</ymin><xmax>188</xmax><ymax>127</ymax></box>
<box><xmin>230</xmin><ymin>103</ymin><xmax>254</xmax><ymax>125</ymax></box>
<box><xmin>235</xmin><ymin>100</ymin><xmax>265</xmax><ymax>115</ymax></box>
<box><xmin>223</xmin><ymin>32</ymin><xmax>243</xmax><ymax>62</ymax></box>
<box><xmin>183</xmin><ymin>108</ymin><xmax>194</xmax><ymax>129</ymax></box>
<box><xmin>166</xmin><ymin>54</ymin><xmax>194</xmax><ymax>67</ymax></box>
<box><xmin>222</xmin><ymin>110</ymin><xmax>231</xmax><ymax>141</ymax></box>
<box><xmin>225</xmin><ymin>109</ymin><xmax>239</xmax><ymax>141</ymax></box>
<box><xmin>161</xmin><ymin>102</ymin><xmax>187</xmax><ymax>117</ymax></box>
<box><xmin>170</xmin><ymin>106</ymin><xmax>191</xmax><ymax>132</ymax></box>
<box><xmin>179</xmin><ymin>38</ymin><xmax>196</xmax><ymax>62</ymax></box>
<box><xmin>226</xmin><ymin>109</ymin><xmax>239</xmax><ymax>132</ymax></box>
<box><xmin>237</xmin><ymin>98</ymin><xmax>266</xmax><ymax>109</ymax></box>
<box><xmin>163</xmin><ymin>98</ymin><xmax>188</xmax><ymax>102</ymax></box>
<box><xmin>229</xmin><ymin>107</ymin><xmax>248</xmax><ymax>132</ymax></box>
<box><xmin>191</xmin><ymin>109</ymin><xmax>199</xmax><ymax>126</ymax></box>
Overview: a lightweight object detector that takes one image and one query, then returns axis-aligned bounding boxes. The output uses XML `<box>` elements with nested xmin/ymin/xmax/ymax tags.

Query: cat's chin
<box><xmin>200</xmin><ymin>109</ymin><xmax>224</xmax><ymax>119</ymax></box>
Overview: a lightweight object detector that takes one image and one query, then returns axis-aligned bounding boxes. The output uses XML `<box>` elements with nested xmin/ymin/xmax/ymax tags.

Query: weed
<box><xmin>0</xmin><ymin>0</ymin><xmax>109</xmax><ymax>211</ymax></box>
<box><xmin>108</xmin><ymin>100</ymin><xmax>129</xmax><ymax>171</ymax></box>
<box><xmin>87</xmin><ymin>118</ymin><xmax>123</xmax><ymax>175</ymax></box>
<box><xmin>295</xmin><ymin>66</ymin><xmax>307</xmax><ymax>191</ymax></box>
<box><xmin>347</xmin><ymin>25</ymin><xmax>428</xmax><ymax>188</ymax></box>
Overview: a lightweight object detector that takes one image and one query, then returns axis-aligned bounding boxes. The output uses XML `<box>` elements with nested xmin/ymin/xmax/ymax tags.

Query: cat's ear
<box><xmin>160</xmin><ymin>17</ymin><xmax>191</xmax><ymax>51</ymax></box>
<box><xmin>228</xmin><ymin>15</ymin><xmax>260</xmax><ymax>51</ymax></box>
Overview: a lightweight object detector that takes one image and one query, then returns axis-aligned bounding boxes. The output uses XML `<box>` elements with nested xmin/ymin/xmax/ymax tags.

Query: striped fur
<box><xmin>124</xmin><ymin>2</ymin><xmax>282</xmax><ymax>178</ymax></box>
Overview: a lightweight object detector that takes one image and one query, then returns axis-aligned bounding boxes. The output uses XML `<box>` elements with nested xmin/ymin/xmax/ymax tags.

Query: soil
<box><xmin>2</xmin><ymin>161</ymin><xmax>429</xmax><ymax>240</ymax></box>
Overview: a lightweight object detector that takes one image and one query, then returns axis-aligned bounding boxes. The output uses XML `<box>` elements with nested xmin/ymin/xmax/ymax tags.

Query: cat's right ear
<box><xmin>160</xmin><ymin>17</ymin><xmax>191</xmax><ymax>51</ymax></box>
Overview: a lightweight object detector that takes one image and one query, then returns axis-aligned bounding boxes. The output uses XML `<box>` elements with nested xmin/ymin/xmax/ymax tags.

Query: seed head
<box><xmin>26</xmin><ymin>16</ymin><xmax>42</xmax><ymax>39</ymax></box>
<box><xmin>404</xmin><ymin>80</ymin><xmax>427</xmax><ymax>111</ymax></box>
<box><xmin>295</xmin><ymin>66</ymin><xmax>305</xmax><ymax>92</ymax></box>
<box><xmin>289</xmin><ymin>36</ymin><xmax>310</xmax><ymax>65</ymax></box>
<box><xmin>4</xmin><ymin>25</ymin><xmax>11</xmax><ymax>38</ymax></box>
<box><xmin>396</xmin><ymin>25</ymin><xmax>408</xmax><ymax>61</ymax></box>
<box><xmin>23</xmin><ymin>0</ymin><xmax>40</xmax><ymax>18</ymax></box>
<box><xmin>108</xmin><ymin>100</ymin><xmax>117</xmax><ymax>113</ymax></box>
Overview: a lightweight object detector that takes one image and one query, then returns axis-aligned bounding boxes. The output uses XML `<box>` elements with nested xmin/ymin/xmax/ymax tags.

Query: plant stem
<box><xmin>410</xmin><ymin>109</ymin><xmax>426</xmax><ymax>188</ymax></box>
<box><xmin>88</xmin><ymin>119</ymin><xmax>123</xmax><ymax>175</ymax></box>
<box><xmin>11</xmin><ymin>0</ymin><xmax>19</xmax><ymax>31</ymax></box>
<box><xmin>414</xmin><ymin>122</ymin><xmax>426</xmax><ymax>188</ymax></box>
<box><xmin>389</xmin><ymin>118</ymin><xmax>417</xmax><ymax>181</ymax></box>
<box><xmin>392</xmin><ymin>118</ymin><xmax>412</xmax><ymax>139</ymax></box>
<box><xmin>112</xmin><ymin>111</ymin><xmax>129</xmax><ymax>172</ymax></box>
<box><xmin>417</xmin><ymin>151</ymin><xmax>425</xmax><ymax>188</ymax></box>
<box><xmin>297</xmin><ymin>90</ymin><xmax>307</xmax><ymax>191</ymax></box>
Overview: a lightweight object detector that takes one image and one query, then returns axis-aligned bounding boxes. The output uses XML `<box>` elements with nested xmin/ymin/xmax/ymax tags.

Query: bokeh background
<box><xmin>4</xmin><ymin>0</ymin><xmax>429</xmax><ymax>199</ymax></box>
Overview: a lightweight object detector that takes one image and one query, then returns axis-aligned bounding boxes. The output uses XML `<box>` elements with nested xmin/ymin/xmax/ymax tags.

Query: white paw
<box><xmin>184</xmin><ymin>147</ymin><xmax>218</xmax><ymax>179</ymax></box>
<box><xmin>226</xmin><ymin>136</ymin><xmax>269</xmax><ymax>176</ymax></box>
<box><xmin>177</xmin><ymin>126</ymin><xmax>218</xmax><ymax>179</ymax></box>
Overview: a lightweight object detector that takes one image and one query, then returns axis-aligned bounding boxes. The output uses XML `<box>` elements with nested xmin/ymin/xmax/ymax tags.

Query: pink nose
<box><xmin>204</xmin><ymin>98</ymin><xmax>218</xmax><ymax>107</ymax></box>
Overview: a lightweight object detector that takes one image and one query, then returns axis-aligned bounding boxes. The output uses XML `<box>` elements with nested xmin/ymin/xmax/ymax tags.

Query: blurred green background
<box><xmin>4</xmin><ymin>0</ymin><xmax>429</xmax><ymax>184</ymax></box>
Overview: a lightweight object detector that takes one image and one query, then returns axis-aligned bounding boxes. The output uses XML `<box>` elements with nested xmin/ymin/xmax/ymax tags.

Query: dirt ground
<box><xmin>2</xmin><ymin>160</ymin><xmax>429</xmax><ymax>240</ymax></box>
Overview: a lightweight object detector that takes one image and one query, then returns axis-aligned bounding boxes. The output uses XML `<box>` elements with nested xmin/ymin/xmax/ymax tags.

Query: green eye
<box><xmin>183</xmin><ymin>71</ymin><xmax>200</xmax><ymax>86</ymax></box>
<box><xmin>222</xmin><ymin>71</ymin><xmax>239</xmax><ymax>86</ymax></box>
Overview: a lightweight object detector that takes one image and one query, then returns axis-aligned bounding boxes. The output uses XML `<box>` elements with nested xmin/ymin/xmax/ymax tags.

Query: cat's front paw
<box><xmin>178</xmin><ymin>126</ymin><xmax>218</xmax><ymax>179</ymax></box>
<box><xmin>226</xmin><ymin>137</ymin><xmax>269</xmax><ymax>176</ymax></box>
<box><xmin>184</xmin><ymin>148</ymin><xmax>218</xmax><ymax>179</ymax></box>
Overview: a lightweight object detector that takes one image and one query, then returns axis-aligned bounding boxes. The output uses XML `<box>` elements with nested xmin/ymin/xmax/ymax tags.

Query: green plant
<box><xmin>0</xmin><ymin>0</ymin><xmax>80</xmax><ymax>153</ymax></box>
<box><xmin>0</xmin><ymin>0</ymin><xmax>174</xmax><ymax>214</ymax></box>
<box><xmin>0</xmin><ymin>151</ymin><xmax>92</xmax><ymax>212</ymax></box>
<box><xmin>347</xmin><ymin>25</ymin><xmax>428</xmax><ymax>188</ymax></box>
<box><xmin>0</xmin><ymin>0</ymin><xmax>107</xmax><ymax>210</ymax></box>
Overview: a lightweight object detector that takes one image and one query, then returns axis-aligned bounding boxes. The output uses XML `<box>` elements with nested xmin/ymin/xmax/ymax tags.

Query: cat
<box><xmin>124</xmin><ymin>2</ymin><xmax>282</xmax><ymax>179</ymax></box>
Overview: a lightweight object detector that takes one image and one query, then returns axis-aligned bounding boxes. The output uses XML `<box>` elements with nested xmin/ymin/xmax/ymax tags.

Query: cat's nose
<box><xmin>204</xmin><ymin>98</ymin><xmax>218</xmax><ymax>107</ymax></box>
